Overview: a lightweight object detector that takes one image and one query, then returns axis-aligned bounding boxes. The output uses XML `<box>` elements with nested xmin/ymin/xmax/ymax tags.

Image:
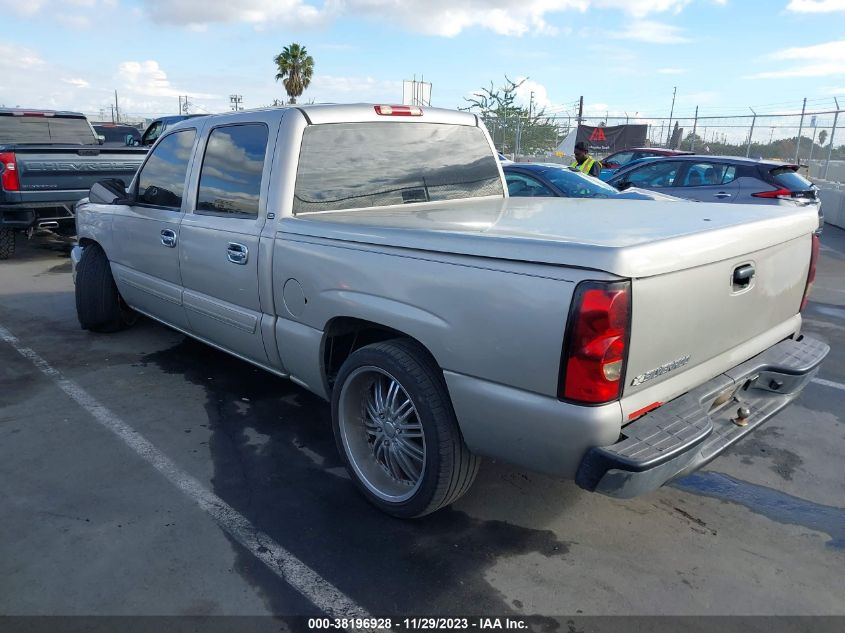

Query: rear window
<box><xmin>770</xmin><ymin>167</ymin><xmax>813</xmax><ymax>191</ymax></box>
<box><xmin>293</xmin><ymin>122</ymin><xmax>503</xmax><ymax>213</ymax></box>
<box><xmin>0</xmin><ymin>115</ymin><xmax>97</xmax><ymax>144</ymax></box>
<box><xmin>95</xmin><ymin>125</ymin><xmax>141</xmax><ymax>144</ymax></box>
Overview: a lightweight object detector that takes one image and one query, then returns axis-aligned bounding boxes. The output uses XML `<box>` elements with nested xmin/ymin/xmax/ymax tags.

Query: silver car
<box><xmin>608</xmin><ymin>156</ymin><xmax>823</xmax><ymax>230</ymax></box>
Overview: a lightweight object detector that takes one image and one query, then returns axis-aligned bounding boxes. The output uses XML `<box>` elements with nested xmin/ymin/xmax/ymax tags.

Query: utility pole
<box><xmin>666</xmin><ymin>86</ymin><xmax>677</xmax><ymax>147</ymax></box>
<box><xmin>577</xmin><ymin>96</ymin><xmax>583</xmax><ymax>127</ymax></box>
<box><xmin>110</xmin><ymin>104</ymin><xmax>115</xmax><ymax>124</ymax></box>
<box><xmin>229</xmin><ymin>95</ymin><xmax>243</xmax><ymax>112</ymax></box>
<box><xmin>746</xmin><ymin>108</ymin><xmax>757</xmax><ymax>158</ymax></box>
<box><xmin>824</xmin><ymin>97</ymin><xmax>840</xmax><ymax>180</ymax></box>
<box><xmin>114</xmin><ymin>90</ymin><xmax>120</xmax><ymax>123</ymax></box>
<box><xmin>795</xmin><ymin>97</ymin><xmax>806</xmax><ymax>163</ymax></box>
<box><xmin>528</xmin><ymin>91</ymin><xmax>534</xmax><ymax>120</ymax></box>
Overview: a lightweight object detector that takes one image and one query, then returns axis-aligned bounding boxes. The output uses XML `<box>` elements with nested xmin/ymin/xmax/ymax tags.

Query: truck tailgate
<box><xmin>621</xmin><ymin>232</ymin><xmax>813</xmax><ymax>418</ymax></box>
<box><xmin>13</xmin><ymin>146</ymin><xmax>143</xmax><ymax>194</ymax></box>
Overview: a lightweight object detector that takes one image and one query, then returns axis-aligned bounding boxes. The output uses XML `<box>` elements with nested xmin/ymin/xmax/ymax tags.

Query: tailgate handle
<box><xmin>733</xmin><ymin>264</ymin><xmax>755</xmax><ymax>289</ymax></box>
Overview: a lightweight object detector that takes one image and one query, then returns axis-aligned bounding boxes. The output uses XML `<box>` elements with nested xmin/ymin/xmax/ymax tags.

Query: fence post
<box><xmin>824</xmin><ymin>98</ymin><xmax>839</xmax><ymax>181</ymax></box>
<box><xmin>795</xmin><ymin>97</ymin><xmax>806</xmax><ymax>163</ymax></box>
<box><xmin>691</xmin><ymin>106</ymin><xmax>698</xmax><ymax>151</ymax></box>
<box><xmin>746</xmin><ymin>108</ymin><xmax>756</xmax><ymax>158</ymax></box>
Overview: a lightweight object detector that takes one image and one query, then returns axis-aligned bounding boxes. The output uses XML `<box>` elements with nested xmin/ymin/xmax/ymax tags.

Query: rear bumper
<box><xmin>576</xmin><ymin>335</ymin><xmax>829</xmax><ymax>498</ymax></box>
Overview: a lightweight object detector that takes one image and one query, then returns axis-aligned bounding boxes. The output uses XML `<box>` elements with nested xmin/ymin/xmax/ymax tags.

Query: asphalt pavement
<box><xmin>1</xmin><ymin>226</ymin><xmax>843</xmax><ymax>623</ymax></box>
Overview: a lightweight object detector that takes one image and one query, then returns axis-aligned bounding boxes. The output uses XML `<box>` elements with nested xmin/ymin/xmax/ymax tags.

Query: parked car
<box><xmin>73</xmin><ymin>104</ymin><xmax>826</xmax><ymax>517</ymax></box>
<box><xmin>130</xmin><ymin>114</ymin><xmax>207</xmax><ymax>147</ymax></box>
<box><xmin>497</xmin><ymin>152</ymin><xmax>513</xmax><ymax>164</ymax></box>
<box><xmin>93</xmin><ymin>123</ymin><xmax>142</xmax><ymax>147</ymax></box>
<box><xmin>0</xmin><ymin>108</ymin><xmax>146</xmax><ymax>259</ymax></box>
<box><xmin>600</xmin><ymin>147</ymin><xmax>693</xmax><ymax>180</ymax></box>
<box><xmin>503</xmin><ymin>162</ymin><xmax>680</xmax><ymax>201</ymax></box>
<box><xmin>598</xmin><ymin>155</ymin><xmax>661</xmax><ymax>181</ymax></box>
<box><xmin>607</xmin><ymin>155</ymin><xmax>823</xmax><ymax>231</ymax></box>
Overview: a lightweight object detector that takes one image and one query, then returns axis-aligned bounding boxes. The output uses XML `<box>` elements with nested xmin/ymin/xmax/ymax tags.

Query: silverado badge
<box><xmin>631</xmin><ymin>355</ymin><xmax>691</xmax><ymax>387</ymax></box>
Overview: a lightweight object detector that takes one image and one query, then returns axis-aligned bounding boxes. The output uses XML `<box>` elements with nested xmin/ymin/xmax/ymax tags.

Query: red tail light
<box><xmin>560</xmin><ymin>280</ymin><xmax>631</xmax><ymax>404</ymax></box>
<box><xmin>800</xmin><ymin>233</ymin><xmax>820</xmax><ymax>312</ymax></box>
<box><xmin>0</xmin><ymin>152</ymin><xmax>19</xmax><ymax>192</ymax></box>
<box><xmin>374</xmin><ymin>105</ymin><xmax>423</xmax><ymax>116</ymax></box>
<box><xmin>752</xmin><ymin>187</ymin><xmax>792</xmax><ymax>200</ymax></box>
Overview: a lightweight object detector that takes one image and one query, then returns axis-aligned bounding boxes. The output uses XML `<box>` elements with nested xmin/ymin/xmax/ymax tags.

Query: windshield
<box><xmin>0</xmin><ymin>115</ymin><xmax>97</xmax><ymax>145</ymax></box>
<box><xmin>540</xmin><ymin>166</ymin><xmax>622</xmax><ymax>198</ymax></box>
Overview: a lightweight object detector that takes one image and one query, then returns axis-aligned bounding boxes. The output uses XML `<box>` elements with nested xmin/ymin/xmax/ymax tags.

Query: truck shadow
<box><xmin>141</xmin><ymin>336</ymin><xmax>573</xmax><ymax>620</ymax></box>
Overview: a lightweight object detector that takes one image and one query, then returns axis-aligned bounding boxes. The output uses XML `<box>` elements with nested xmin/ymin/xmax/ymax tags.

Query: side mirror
<box><xmin>89</xmin><ymin>179</ymin><xmax>130</xmax><ymax>205</ymax></box>
<box><xmin>125</xmin><ymin>135</ymin><xmax>136</xmax><ymax>146</ymax></box>
<box><xmin>616</xmin><ymin>180</ymin><xmax>633</xmax><ymax>191</ymax></box>
<box><xmin>97</xmin><ymin>135</ymin><xmax>105</xmax><ymax>145</ymax></box>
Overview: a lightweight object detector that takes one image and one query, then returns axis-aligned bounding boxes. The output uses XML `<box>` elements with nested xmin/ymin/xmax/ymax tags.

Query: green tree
<box><xmin>273</xmin><ymin>43</ymin><xmax>314</xmax><ymax>105</ymax></box>
<box><xmin>819</xmin><ymin>129</ymin><xmax>828</xmax><ymax>147</ymax></box>
<box><xmin>461</xmin><ymin>76</ymin><xmax>561</xmax><ymax>156</ymax></box>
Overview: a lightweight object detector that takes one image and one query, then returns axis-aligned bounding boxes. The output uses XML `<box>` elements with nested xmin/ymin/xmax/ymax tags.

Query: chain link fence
<box><xmin>483</xmin><ymin>108</ymin><xmax>845</xmax><ymax>183</ymax></box>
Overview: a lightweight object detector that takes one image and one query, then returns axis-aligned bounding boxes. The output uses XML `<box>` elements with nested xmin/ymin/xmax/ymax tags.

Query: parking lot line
<box><xmin>811</xmin><ymin>377</ymin><xmax>845</xmax><ymax>392</ymax></box>
<box><xmin>0</xmin><ymin>323</ymin><xmax>371</xmax><ymax>620</ymax></box>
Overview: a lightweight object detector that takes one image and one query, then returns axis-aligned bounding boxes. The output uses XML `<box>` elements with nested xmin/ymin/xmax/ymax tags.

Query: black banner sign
<box><xmin>576</xmin><ymin>124</ymin><xmax>648</xmax><ymax>154</ymax></box>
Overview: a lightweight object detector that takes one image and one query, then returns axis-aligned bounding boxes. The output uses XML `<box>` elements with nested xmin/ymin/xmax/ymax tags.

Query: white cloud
<box><xmin>308</xmin><ymin>75</ymin><xmax>403</xmax><ymax>101</ymax></box>
<box><xmin>609</xmin><ymin>20</ymin><xmax>691</xmax><ymax>43</ymax></box>
<box><xmin>61</xmin><ymin>78</ymin><xmax>90</xmax><ymax>88</ymax></box>
<box><xmin>786</xmin><ymin>0</ymin><xmax>845</xmax><ymax>12</ymax></box>
<box><xmin>135</xmin><ymin>0</ymin><xmax>705</xmax><ymax>36</ymax></box>
<box><xmin>117</xmin><ymin>60</ymin><xmax>217</xmax><ymax>100</ymax></box>
<box><xmin>658</xmin><ymin>67</ymin><xmax>687</xmax><ymax>74</ymax></box>
<box><xmin>749</xmin><ymin>40</ymin><xmax>845</xmax><ymax>78</ymax></box>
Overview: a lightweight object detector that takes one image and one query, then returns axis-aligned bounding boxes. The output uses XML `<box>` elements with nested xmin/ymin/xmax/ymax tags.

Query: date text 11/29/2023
<box><xmin>307</xmin><ymin>617</ymin><xmax>529</xmax><ymax>630</ymax></box>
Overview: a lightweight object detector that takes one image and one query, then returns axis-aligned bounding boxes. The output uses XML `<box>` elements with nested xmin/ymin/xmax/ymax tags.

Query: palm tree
<box><xmin>274</xmin><ymin>43</ymin><xmax>314</xmax><ymax>105</ymax></box>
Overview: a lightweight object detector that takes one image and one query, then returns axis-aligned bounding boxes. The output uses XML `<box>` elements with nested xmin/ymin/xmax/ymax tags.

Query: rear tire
<box><xmin>75</xmin><ymin>243</ymin><xmax>136</xmax><ymax>332</ymax></box>
<box><xmin>0</xmin><ymin>227</ymin><xmax>14</xmax><ymax>260</ymax></box>
<box><xmin>332</xmin><ymin>338</ymin><xmax>480</xmax><ymax>518</ymax></box>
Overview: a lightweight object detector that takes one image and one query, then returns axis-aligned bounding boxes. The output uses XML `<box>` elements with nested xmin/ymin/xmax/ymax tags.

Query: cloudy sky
<box><xmin>1</xmin><ymin>0</ymin><xmax>844</xmax><ymax>122</ymax></box>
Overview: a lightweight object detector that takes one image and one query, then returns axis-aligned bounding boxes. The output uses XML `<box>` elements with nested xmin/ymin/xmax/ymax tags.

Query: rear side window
<box><xmin>196</xmin><ymin>124</ymin><xmax>269</xmax><ymax>218</ymax></box>
<box><xmin>0</xmin><ymin>115</ymin><xmax>97</xmax><ymax>144</ymax></box>
<box><xmin>770</xmin><ymin>167</ymin><xmax>813</xmax><ymax>191</ymax></box>
<box><xmin>137</xmin><ymin>129</ymin><xmax>197</xmax><ymax>208</ymax></box>
<box><xmin>680</xmin><ymin>162</ymin><xmax>736</xmax><ymax>187</ymax></box>
<box><xmin>293</xmin><ymin>122</ymin><xmax>503</xmax><ymax>213</ymax></box>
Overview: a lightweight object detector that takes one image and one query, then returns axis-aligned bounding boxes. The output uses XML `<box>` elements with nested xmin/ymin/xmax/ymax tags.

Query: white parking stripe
<box><xmin>811</xmin><ymin>377</ymin><xmax>845</xmax><ymax>392</ymax></box>
<box><xmin>0</xmin><ymin>324</ymin><xmax>370</xmax><ymax>620</ymax></box>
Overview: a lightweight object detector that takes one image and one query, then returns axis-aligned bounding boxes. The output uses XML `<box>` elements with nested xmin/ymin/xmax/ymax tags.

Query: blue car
<box><xmin>503</xmin><ymin>163</ymin><xmax>678</xmax><ymax>201</ymax></box>
<box><xmin>598</xmin><ymin>155</ymin><xmax>661</xmax><ymax>181</ymax></box>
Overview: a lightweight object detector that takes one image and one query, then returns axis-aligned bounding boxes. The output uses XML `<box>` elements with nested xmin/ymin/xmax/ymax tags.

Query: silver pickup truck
<box><xmin>72</xmin><ymin>104</ymin><xmax>828</xmax><ymax>518</ymax></box>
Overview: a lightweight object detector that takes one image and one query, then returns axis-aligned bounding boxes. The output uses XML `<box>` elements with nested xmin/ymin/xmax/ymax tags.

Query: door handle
<box><xmin>227</xmin><ymin>242</ymin><xmax>248</xmax><ymax>265</ymax></box>
<box><xmin>160</xmin><ymin>229</ymin><xmax>177</xmax><ymax>248</ymax></box>
<box><xmin>714</xmin><ymin>192</ymin><xmax>732</xmax><ymax>199</ymax></box>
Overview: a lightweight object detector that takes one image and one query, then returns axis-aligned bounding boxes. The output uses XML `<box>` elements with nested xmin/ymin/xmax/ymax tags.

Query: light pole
<box><xmin>666</xmin><ymin>86</ymin><xmax>677</xmax><ymax>147</ymax></box>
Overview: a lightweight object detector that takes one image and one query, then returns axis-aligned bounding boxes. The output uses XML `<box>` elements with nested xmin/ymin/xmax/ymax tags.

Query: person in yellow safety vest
<box><xmin>570</xmin><ymin>141</ymin><xmax>602</xmax><ymax>178</ymax></box>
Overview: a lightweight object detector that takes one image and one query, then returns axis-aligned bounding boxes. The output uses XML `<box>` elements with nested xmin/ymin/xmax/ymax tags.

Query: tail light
<box><xmin>0</xmin><ymin>152</ymin><xmax>19</xmax><ymax>191</ymax></box>
<box><xmin>752</xmin><ymin>187</ymin><xmax>793</xmax><ymax>200</ymax></box>
<box><xmin>560</xmin><ymin>280</ymin><xmax>631</xmax><ymax>404</ymax></box>
<box><xmin>800</xmin><ymin>233</ymin><xmax>820</xmax><ymax>312</ymax></box>
<box><xmin>374</xmin><ymin>105</ymin><xmax>422</xmax><ymax>116</ymax></box>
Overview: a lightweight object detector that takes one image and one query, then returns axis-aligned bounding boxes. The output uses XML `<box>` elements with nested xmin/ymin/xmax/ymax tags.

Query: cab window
<box><xmin>680</xmin><ymin>162</ymin><xmax>737</xmax><ymax>187</ymax></box>
<box><xmin>506</xmin><ymin>173</ymin><xmax>554</xmax><ymax>197</ymax></box>
<box><xmin>136</xmin><ymin>129</ymin><xmax>197</xmax><ymax>208</ymax></box>
<box><xmin>195</xmin><ymin>123</ymin><xmax>269</xmax><ymax>218</ymax></box>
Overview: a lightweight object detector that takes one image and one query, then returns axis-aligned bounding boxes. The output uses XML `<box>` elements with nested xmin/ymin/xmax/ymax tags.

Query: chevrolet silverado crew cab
<box><xmin>71</xmin><ymin>104</ymin><xmax>828</xmax><ymax>518</ymax></box>
<box><xmin>0</xmin><ymin>108</ymin><xmax>145</xmax><ymax>259</ymax></box>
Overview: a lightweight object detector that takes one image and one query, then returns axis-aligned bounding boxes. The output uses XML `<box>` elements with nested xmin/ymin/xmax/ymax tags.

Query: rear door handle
<box><xmin>227</xmin><ymin>242</ymin><xmax>248</xmax><ymax>265</ymax></box>
<box><xmin>160</xmin><ymin>229</ymin><xmax>177</xmax><ymax>248</ymax></box>
<box><xmin>714</xmin><ymin>192</ymin><xmax>732</xmax><ymax>199</ymax></box>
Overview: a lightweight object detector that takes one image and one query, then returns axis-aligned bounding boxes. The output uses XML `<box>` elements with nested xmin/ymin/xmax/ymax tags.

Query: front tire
<box><xmin>75</xmin><ymin>243</ymin><xmax>136</xmax><ymax>332</ymax></box>
<box><xmin>332</xmin><ymin>339</ymin><xmax>479</xmax><ymax>518</ymax></box>
<box><xmin>0</xmin><ymin>227</ymin><xmax>14</xmax><ymax>260</ymax></box>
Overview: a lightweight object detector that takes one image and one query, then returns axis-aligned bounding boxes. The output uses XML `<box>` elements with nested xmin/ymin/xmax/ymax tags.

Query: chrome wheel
<box><xmin>338</xmin><ymin>366</ymin><xmax>426</xmax><ymax>503</ymax></box>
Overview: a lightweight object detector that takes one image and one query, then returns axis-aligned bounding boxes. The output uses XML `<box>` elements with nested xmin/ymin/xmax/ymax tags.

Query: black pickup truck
<box><xmin>0</xmin><ymin>108</ymin><xmax>146</xmax><ymax>259</ymax></box>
